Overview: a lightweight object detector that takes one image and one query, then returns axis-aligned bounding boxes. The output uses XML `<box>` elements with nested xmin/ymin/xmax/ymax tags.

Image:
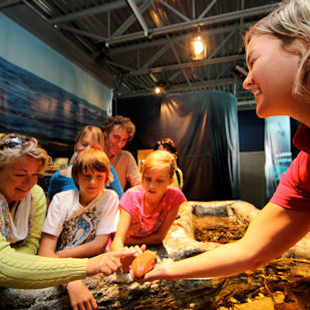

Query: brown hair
<box><xmin>74</xmin><ymin>126</ymin><xmax>104</xmax><ymax>152</ymax></box>
<box><xmin>101</xmin><ymin>115</ymin><xmax>136</xmax><ymax>142</ymax></box>
<box><xmin>72</xmin><ymin>148</ymin><xmax>112</xmax><ymax>188</ymax></box>
<box><xmin>153</xmin><ymin>138</ymin><xmax>178</xmax><ymax>157</ymax></box>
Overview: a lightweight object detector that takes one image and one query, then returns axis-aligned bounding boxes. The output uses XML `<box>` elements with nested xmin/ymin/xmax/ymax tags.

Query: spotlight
<box><xmin>154</xmin><ymin>86</ymin><xmax>163</xmax><ymax>95</ymax></box>
<box><xmin>153</xmin><ymin>81</ymin><xmax>167</xmax><ymax>95</ymax></box>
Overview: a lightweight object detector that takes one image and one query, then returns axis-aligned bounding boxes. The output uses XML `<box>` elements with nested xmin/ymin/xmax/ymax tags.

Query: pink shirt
<box><xmin>270</xmin><ymin>124</ymin><xmax>310</xmax><ymax>210</ymax></box>
<box><xmin>119</xmin><ymin>185</ymin><xmax>186</xmax><ymax>238</ymax></box>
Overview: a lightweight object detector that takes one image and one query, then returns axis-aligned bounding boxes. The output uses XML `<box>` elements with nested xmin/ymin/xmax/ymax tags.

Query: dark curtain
<box><xmin>115</xmin><ymin>90</ymin><xmax>240</xmax><ymax>201</ymax></box>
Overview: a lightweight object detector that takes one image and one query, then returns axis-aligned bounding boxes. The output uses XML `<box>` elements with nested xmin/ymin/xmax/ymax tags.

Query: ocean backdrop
<box><xmin>0</xmin><ymin>56</ymin><xmax>106</xmax><ymax>142</ymax></box>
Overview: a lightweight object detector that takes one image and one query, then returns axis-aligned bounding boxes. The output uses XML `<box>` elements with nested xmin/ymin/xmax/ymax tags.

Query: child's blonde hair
<box><xmin>72</xmin><ymin>148</ymin><xmax>113</xmax><ymax>188</ymax></box>
<box><xmin>74</xmin><ymin>126</ymin><xmax>104</xmax><ymax>152</ymax></box>
<box><xmin>142</xmin><ymin>150</ymin><xmax>176</xmax><ymax>179</ymax></box>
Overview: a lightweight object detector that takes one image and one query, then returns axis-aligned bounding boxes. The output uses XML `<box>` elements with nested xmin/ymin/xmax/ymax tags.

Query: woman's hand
<box><xmin>131</xmin><ymin>251</ymin><xmax>157</xmax><ymax>279</ymax></box>
<box><xmin>121</xmin><ymin>244</ymin><xmax>146</xmax><ymax>272</ymax></box>
<box><xmin>132</xmin><ymin>258</ymin><xmax>174</xmax><ymax>282</ymax></box>
<box><xmin>86</xmin><ymin>250</ymin><xmax>136</xmax><ymax>277</ymax></box>
<box><xmin>66</xmin><ymin>280</ymin><xmax>97</xmax><ymax>310</ymax></box>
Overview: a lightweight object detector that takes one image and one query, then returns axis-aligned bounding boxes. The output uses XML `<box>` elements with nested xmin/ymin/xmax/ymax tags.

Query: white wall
<box><xmin>0</xmin><ymin>13</ymin><xmax>112</xmax><ymax>114</ymax></box>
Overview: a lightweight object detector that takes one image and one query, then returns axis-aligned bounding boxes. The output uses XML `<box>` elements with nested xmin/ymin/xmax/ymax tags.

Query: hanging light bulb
<box><xmin>191</xmin><ymin>31</ymin><xmax>206</xmax><ymax>61</ymax></box>
<box><xmin>193</xmin><ymin>36</ymin><xmax>204</xmax><ymax>54</ymax></box>
<box><xmin>153</xmin><ymin>81</ymin><xmax>166</xmax><ymax>95</ymax></box>
<box><xmin>154</xmin><ymin>86</ymin><xmax>162</xmax><ymax>94</ymax></box>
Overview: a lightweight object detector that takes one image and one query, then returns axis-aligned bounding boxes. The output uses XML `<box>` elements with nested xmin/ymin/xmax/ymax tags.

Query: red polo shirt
<box><xmin>270</xmin><ymin>124</ymin><xmax>310</xmax><ymax>210</ymax></box>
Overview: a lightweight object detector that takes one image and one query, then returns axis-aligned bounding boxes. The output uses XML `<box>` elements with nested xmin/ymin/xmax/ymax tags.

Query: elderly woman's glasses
<box><xmin>0</xmin><ymin>136</ymin><xmax>29</xmax><ymax>150</ymax></box>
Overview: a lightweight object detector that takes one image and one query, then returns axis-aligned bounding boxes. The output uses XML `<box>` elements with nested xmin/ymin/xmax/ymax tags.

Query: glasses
<box><xmin>0</xmin><ymin>136</ymin><xmax>30</xmax><ymax>150</ymax></box>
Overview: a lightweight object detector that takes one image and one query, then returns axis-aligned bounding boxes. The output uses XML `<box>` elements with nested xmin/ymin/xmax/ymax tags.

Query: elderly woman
<box><xmin>0</xmin><ymin>133</ymin><xmax>49</xmax><ymax>255</ymax></box>
<box><xmin>0</xmin><ymin>133</ymin><xmax>134</xmax><ymax>289</ymax></box>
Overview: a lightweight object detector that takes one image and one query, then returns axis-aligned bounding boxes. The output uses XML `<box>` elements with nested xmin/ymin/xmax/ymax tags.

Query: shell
<box><xmin>121</xmin><ymin>255</ymin><xmax>135</xmax><ymax>273</ymax></box>
<box><xmin>132</xmin><ymin>251</ymin><xmax>157</xmax><ymax>278</ymax></box>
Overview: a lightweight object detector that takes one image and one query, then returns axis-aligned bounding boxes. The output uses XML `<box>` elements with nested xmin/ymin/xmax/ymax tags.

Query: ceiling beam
<box><xmin>46</xmin><ymin>4</ymin><xmax>276</xmax><ymax>46</ymax></box>
<box><xmin>0</xmin><ymin>0</ymin><xmax>20</xmax><ymax>9</ymax></box>
<box><xmin>103</xmin><ymin>3</ymin><xmax>277</xmax><ymax>45</ymax></box>
<box><xmin>127</xmin><ymin>0</ymin><xmax>149</xmax><ymax>37</ymax></box>
<box><xmin>112</xmin><ymin>0</ymin><xmax>150</xmax><ymax>38</ymax></box>
<box><xmin>198</xmin><ymin>0</ymin><xmax>217</xmax><ymax>20</ymax></box>
<box><xmin>126</xmin><ymin>54</ymin><xmax>244</xmax><ymax>76</ymax></box>
<box><xmin>106</xmin><ymin>24</ymin><xmax>241</xmax><ymax>54</ymax></box>
<box><xmin>48</xmin><ymin>0</ymin><xmax>136</xmax><ymax>24</ymax></box>
<box><xmin>158</xmin><ymin>0</ymin><xmax>190</xmax><ymax>22</ymax></box>
<box><xmin>56</xmin><ymin>24</ymin><xmax>106</xmax><ymax>41</ymax></box>
<box><xmin>115</xmin><ymin>77</ymin><xmax>237</xmax><ymax>98</ymax></box>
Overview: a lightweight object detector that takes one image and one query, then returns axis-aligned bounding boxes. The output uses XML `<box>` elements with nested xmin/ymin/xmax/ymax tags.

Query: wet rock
<box><xmin>2</xmin><ymin>200</ymin><xmax>310</xmax><ymax>309</ymax></box>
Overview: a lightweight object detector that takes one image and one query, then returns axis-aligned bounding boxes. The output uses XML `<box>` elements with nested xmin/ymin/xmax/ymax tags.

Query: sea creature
<box><xmin>132</xmin><ymin>251</ymin><xmax>157</xmax><ymax>278</ymax></box>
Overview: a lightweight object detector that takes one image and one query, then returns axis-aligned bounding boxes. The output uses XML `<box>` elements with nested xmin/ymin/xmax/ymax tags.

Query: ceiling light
<box><xmin>191</xmin><ymin>33</ymin><xmax>206</xmax><ymax>61</ymax></box>
<box><xmin>153</xmin><ymin>80</ymin><xmax>167</xmax><ymax>95</ymax></box>
<box><xmin>154</xmin><ymin>86</ymin><xmax>163</xmax><ymax>95</ymax></box>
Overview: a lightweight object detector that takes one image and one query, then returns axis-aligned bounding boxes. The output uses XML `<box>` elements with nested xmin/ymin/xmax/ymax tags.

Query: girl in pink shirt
<box><xmin>111</xmin><ymin>150</ymin><xmax>186</xmax><ymax>268</ymax></box>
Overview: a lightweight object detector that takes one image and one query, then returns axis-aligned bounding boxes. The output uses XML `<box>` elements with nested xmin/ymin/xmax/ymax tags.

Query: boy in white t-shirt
<box><xmin>39</xmin><ymin>147</ymin><xmax>119</xmax><ymax>310</ymax></box>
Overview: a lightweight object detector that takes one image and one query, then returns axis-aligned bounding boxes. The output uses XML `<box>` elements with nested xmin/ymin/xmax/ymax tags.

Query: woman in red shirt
<box><xmin>140</xmin><ymin>0</ymin><xmax>310</xmax><ymax>282</ymax></box>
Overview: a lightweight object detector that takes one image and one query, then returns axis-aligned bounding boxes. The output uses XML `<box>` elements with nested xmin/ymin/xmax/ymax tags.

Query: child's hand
<box><xmin>86</xmin><ymin>251</ymin><xmax>136</xmax><ymax>277</ymax></box>
<box><xmin>130</xmin><ymin>244</ymin><xmax>147</xmax><ymax>255</ymax></box>
<box><xmin>66</xmin><ymin>280</ymin><xmax>97</xmax><ymax>310</ymax></box>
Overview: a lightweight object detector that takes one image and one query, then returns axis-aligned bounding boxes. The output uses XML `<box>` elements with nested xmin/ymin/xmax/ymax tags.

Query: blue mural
<box><xmin>0</xmin><ymin>56</ymin><xmax>106</xmax><ymax>142</ymax></box>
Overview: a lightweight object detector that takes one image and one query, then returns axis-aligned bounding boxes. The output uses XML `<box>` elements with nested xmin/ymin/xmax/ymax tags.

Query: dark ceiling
<box><xmin>1</xmin><ymin>0</ymin><xmax>281</xmax><ymax>109</ymax></box>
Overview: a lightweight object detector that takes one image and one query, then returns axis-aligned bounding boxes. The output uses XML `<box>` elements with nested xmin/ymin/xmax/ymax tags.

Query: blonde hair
<box><xmin>0</xmin><ymin>133</ymin><xmax>51</xmax><ymax>174</ymax></box>
<box><xmin>74</xmin><ymin>126</ymin><xmax>104</xmax><ymax>152</ymax></box>
<box><xmin>244</xmin><ymin>0</ymin><xmax>310</xmax><ymax>99</ymax></box>
<box><xmin>72</xmin><ymin>147</ymin><xmax>112</xmax><ymax>188</ymax></box>
<box><xmin>142</xmin><ymin>150</ymin><xmax>176</xmax><ymax>179</ymax></box>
